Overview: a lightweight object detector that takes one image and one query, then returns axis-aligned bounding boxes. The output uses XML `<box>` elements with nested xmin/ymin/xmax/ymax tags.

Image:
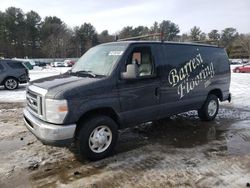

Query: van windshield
<box><xmin>71</xmin><ymin>44</ymin><xmax>127</xmax><ymax>76</ymax></box>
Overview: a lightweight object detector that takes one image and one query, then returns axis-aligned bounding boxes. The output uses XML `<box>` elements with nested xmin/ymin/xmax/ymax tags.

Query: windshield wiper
<box><xmin>73</xmin><ymin>70</ymin><xmax>96</xmax><ymax>78</ymax></box>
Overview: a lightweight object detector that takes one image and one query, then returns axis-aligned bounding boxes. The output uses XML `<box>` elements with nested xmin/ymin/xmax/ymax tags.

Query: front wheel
<box><xmin>77</xmin><ymin>115</ymin><xmax>118</xmax><ymax>161</ymax></box>
<box><xmin>198</xmin><ymin>94</ymin><xmax>219</xmax><ymax>121</ymax></box>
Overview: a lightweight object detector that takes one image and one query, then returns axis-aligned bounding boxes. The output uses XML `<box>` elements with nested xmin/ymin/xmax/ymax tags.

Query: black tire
<box><xmin>4</xmin><ymin>77</ymin><xmax>19</xmax><ymax>90</ymax></box>
<box><xmin>198</xmin><ymin>94</ymin><xmax>219</xmax><ymax>121</ymax></box>
<box><xmin>77</xmin><ymin>115</ymin><xmax>118</xmax><ymax>161</ymax></box>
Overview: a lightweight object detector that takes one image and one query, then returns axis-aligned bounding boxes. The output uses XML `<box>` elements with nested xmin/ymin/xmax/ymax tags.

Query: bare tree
<box><xmin>237</xmin><ymin>34</ymin><xmax>250</xmax><ymax>60</ymax></box>
<box><xmin>159</xmin><ymin>20</ymin><xmax>180</xmax><ymax>41</ymax></box>
<box><xmin>190</xmin><ymin>26</ymin><xmax>202</xmax><ymax>41</ymax></box>
<box><xmin>208</xmin><ymin>30</ymin><xmax>220</xmax><ymax>41</ymax></box>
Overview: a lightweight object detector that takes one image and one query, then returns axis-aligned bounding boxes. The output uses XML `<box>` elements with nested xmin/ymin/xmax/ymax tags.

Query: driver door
<box><xmin>117</xmin><ymin>45</ymin><xmax>161</xmax><ymax>125</ymax></box>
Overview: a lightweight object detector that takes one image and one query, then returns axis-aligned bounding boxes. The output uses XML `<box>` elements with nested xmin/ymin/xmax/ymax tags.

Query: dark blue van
<box><xmin>23</xmin><ymin>41</ymin><xmax>231</xmax><ymax>160</ymax></box>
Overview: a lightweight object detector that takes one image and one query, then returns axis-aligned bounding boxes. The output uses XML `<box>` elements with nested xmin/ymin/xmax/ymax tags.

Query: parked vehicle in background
<box><xmin>0</xmin><ymin>59</ymin><xmax>29</xmax><ymax>90</ymax></box>
<box><xmin>233</xmin><ymin>63</ymin><xmax>250</xmax><ymax>73</ymax></box>
<box><xmin>242</xmin><ymin>60</ymin><xmax>249</xmax><ymax>64</ymax></box>
<box><xmin>35</xmin><ymin>61</ymin><xmax>47</xmax><ymax>67</ymax></box>
<box><xmin>21</xmin><ymin>61</ymin><xmax>34</xmax><ymax>70</ymax></box>
<box><xmin>23</xmin><ymin>41</ymin><xmax>231</xmax><ymax>161</ymax></box>
<box><xmin>229</xmin><ymin>60</ymin><xmax>242</xmax><ymax>65</ymax></box>
<box><xmin>53</xmin><ymin>62</ymin><xmax>65</xmax><ymax>67</ymax></box>
<box><xmin>63</xmin><ymin>59</ymin><xmax>75</xmax><ymax>67</ymax></box>
<box><xmin>12</xmin><ymin>58</ymin><xmax>36</xmax><ymax>70</ymax></box>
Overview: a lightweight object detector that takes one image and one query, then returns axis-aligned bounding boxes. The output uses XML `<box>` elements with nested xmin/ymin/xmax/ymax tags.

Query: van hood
<box><xmin>29</xmin><ymin>73</ymin><xmax>107</xmax><ymax>100</ymax></box>
<box><xmin>29</xmin><ymin>72</ymin><xmax>115</xmax><ymax>102</ymax></box>
<box><xmin>31</xmin><ymin>73</ymin><xmax>99</xmax><ymax>90</ymax></box>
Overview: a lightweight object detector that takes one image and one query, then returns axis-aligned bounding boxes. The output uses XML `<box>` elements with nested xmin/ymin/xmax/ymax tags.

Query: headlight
<box><xmin>45</xmin><ymin>99</ymin><xmax>68</xmax><ymax>124</ymax></box>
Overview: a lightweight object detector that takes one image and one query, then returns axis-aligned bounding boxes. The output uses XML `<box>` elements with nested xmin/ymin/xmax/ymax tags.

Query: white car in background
<box><xmin>64</xmin><ymin>59</ymin><xmax>75</xmax><ymax>67</ymax></box>
<box><xmin>53</xmin><ymin>62</ymin><xmax>65</xmax><ymax>67</ymax></box>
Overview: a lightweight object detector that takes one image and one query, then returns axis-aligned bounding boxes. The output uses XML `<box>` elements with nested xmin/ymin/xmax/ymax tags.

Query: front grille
<box><xmin>26</xmin><ymin>89</ymin><xmax>43</xmax><ymax>116</ymax></box>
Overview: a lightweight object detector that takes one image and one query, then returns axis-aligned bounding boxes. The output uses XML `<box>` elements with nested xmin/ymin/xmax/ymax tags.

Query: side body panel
<box><xmin>153</xmin><ymin>43</ymin><xmax>230</xmax><ymax>118</ymax></box>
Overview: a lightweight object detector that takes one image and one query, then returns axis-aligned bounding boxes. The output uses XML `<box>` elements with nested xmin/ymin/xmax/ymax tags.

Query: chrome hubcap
<box><xmin>89</xmin><ymin>125</ymin><xmax>112</xmax><ymax>153</ymax></box>
<box><xmin>6</xmin><ymin>79</ymin><xmax>17</xmax><ymax>89</ymax></box>
<box><xmin>208</xmin><ymin>100</ymin><xmax>217</xmax><ymax>117</ymax></box>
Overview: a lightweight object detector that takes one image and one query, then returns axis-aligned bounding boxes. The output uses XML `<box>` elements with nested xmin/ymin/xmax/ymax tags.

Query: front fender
<box><xmin>63</xmin><ymin>96</ymin><xmax>121</xmax><ymax>124</ymax></box>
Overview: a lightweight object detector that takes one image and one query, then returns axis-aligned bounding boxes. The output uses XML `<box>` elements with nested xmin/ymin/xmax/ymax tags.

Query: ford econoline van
<box><xmin>23</xmin><ymin>41</ymin><xmax>231</xmax><ymax>160</ymax></box>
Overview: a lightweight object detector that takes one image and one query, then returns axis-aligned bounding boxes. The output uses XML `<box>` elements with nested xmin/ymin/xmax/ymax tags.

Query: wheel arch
<box><xmin>208</xmin><ymin>89</ymin><xmax>223</xmax><ymax>101</ymax></box>
<box><xmin>75</xmin><ymin>107</ymin><xmax>121</xmax><ymax>138</ymax></box>
<box><xmin>3</xmin><ymin>76</ymin><xmax>19</xmax><ymax>82</ymax></box>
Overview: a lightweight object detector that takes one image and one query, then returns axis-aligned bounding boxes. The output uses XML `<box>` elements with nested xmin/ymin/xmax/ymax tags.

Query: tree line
<box><xmin>0</xmin><ymin>7</ymin><xmax>249</xmax><ymax>59</ymax></box>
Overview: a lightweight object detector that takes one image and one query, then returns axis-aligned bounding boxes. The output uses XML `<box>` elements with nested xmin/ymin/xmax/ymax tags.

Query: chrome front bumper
<box><xmin>23</xmin><ymin>108</ymin><xmax>76</xmax><ymax>146</ymax></box>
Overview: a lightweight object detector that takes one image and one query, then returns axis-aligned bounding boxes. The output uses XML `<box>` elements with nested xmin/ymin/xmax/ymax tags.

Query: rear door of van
<box><xmin>117</xmin><ymin>44</ymin><xmax>161</xmax><ymax>125</ymax></box>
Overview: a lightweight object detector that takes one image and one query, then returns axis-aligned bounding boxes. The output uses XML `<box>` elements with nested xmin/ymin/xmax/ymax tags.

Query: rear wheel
<box><xmin>4</xmin><ymin>77</ymin><xmax>19</xmax><ymax>90</ymax></box>
<box><xmin>198</xmin><ymin>94</ymin><xmax>219</xmax><ymax>121</ymax></box>
<box><xmin>235</xmin><ymin>69</ymin><xmax>240</xmax><ymax>73</ymax></box>
<box><xmin>77</xmin><ymin>115</ymin><xmax>118</xmax><ymax>161</ymax></box>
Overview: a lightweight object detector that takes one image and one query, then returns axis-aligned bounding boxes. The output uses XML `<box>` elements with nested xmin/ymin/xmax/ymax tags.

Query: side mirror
<box><xmin>121</xmin><ymin>64</ymin><xmax>139</xmax><ymax>80</ymax></box>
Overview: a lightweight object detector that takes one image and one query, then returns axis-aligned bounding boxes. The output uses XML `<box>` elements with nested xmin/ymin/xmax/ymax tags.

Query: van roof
<box><xmin>103</xmin><ymin>41</ymin><xmax>220</xmax><ymax>48</ymax></box>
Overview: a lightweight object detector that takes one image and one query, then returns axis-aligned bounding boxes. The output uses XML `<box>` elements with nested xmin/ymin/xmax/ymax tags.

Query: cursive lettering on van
<box><xmin>168</xmin><ymin>53</ymin><xmax>203</xmax><ymax>87</ymax></box>
<box><xmin>177</xmin><ymin>62</ymin><xmax>215</xmax><ymax>98</ymax></box>
<box><xmin>168</xmin><ymin>53</ymin><xmax>215</xmax><ymax>99</ymax></box>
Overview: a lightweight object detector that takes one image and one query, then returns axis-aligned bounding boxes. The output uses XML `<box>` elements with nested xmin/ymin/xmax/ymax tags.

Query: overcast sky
<box><xmin>0</xmin><ymin>0</ymin><xmax>249</xmax><ymax>34</ymax></box>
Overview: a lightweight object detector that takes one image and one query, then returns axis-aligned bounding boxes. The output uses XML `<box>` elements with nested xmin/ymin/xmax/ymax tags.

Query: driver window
<box><xmin>129</xmin><ymin>47</ymin><xmax>153</xmax><ymax>77</ymax></box>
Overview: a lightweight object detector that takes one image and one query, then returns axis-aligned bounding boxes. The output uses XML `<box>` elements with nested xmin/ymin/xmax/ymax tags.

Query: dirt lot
<box><xmin>0</xmin><ymin>72</ymin><xmax>250</xmax><ymax>188</ymax></box>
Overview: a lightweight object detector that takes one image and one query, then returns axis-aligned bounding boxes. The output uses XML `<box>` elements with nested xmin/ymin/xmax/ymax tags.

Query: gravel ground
<box><xmin>0</xmin><ymin>69</ymin><xmax>250</xmax><ymax>188</ymax></box>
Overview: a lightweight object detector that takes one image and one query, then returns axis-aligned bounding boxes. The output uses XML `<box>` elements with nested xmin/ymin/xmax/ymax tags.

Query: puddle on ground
<box><xmin>224</xmin><ymin>120</ymin><xmax>250</xmax><ymax>155</ymax></box>
<box><xmin>128</xmin><ymin>115</ymin><xmax>223</xmax><ymax>148</ymax></box>
<box><xmin>130</xmin><ymin>114</ymin><xmax>250</xmax><ymax>155</ymax></box>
